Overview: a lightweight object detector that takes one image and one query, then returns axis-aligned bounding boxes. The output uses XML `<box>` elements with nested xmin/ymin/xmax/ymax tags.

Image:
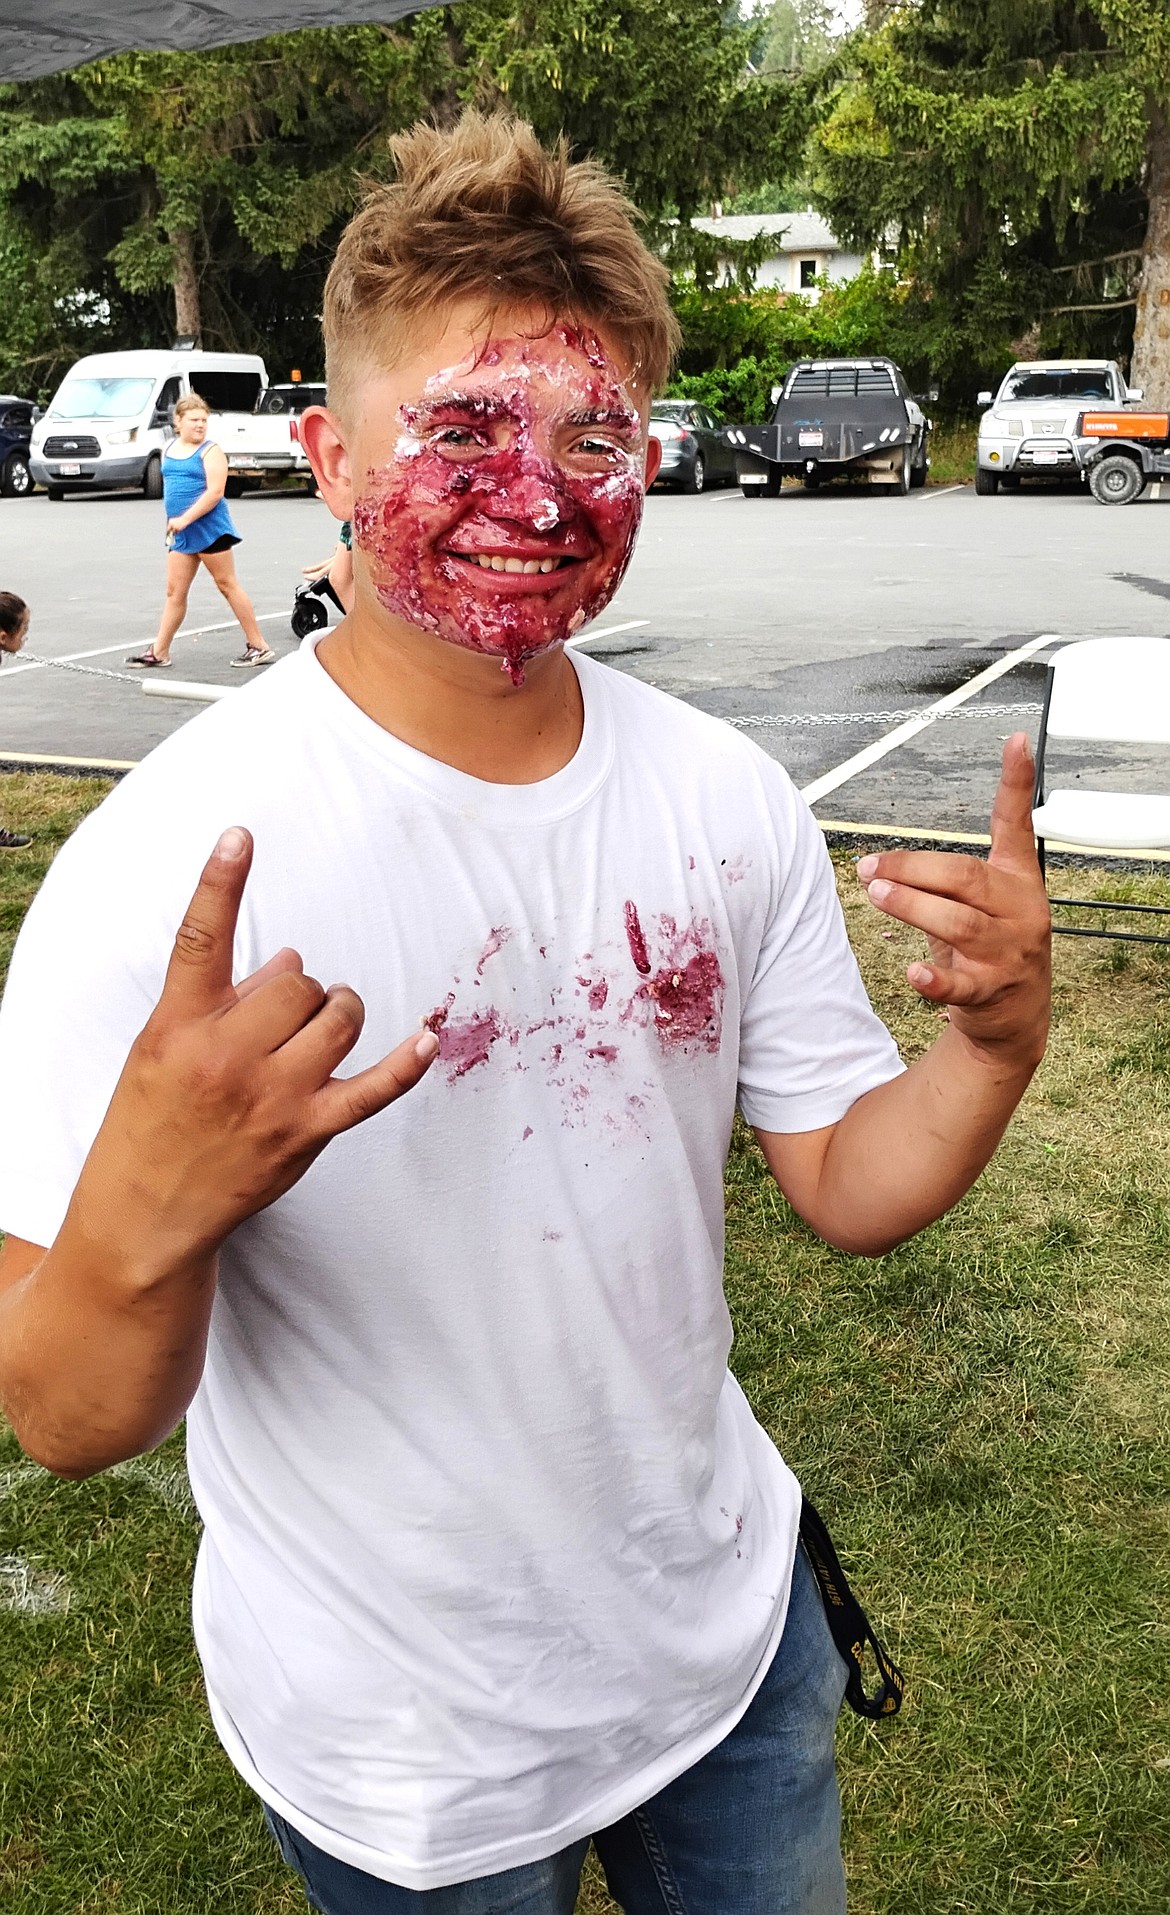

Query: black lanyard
<box><xmin>799</xmin><ymin>1496</ymin><xmax>904</xmax><ymax>1720</ymax></box>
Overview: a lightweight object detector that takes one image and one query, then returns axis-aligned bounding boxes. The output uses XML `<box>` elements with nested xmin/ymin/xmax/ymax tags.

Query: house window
<box><xmin>799</xmin><ymin>258</ymin><xmax>818</xmax><ymax>290</ymax></box>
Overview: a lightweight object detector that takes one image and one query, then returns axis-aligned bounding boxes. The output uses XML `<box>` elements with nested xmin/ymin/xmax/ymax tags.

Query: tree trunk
<box><xmin>1131</xmin><ymin>102</ymin><xmax>1170</xmax><ymax>406</ymax></box>
<box><xmin>168</xmin><ymin>226</ymin><xmax>201</xmax><ymax>344</ymax></box>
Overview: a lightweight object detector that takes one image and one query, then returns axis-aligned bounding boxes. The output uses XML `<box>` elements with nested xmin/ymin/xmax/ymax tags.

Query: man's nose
<box><xmin>481</xmin><ymin>459</ymin><xmax>573</xmax><ymax>530</ymax></box>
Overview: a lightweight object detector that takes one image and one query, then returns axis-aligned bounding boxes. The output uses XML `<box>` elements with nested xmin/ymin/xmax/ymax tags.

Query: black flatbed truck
<box><xmin>727</xmin><ymin>357</ymin><xmax>931</xmax><ymax>496</ymax></box>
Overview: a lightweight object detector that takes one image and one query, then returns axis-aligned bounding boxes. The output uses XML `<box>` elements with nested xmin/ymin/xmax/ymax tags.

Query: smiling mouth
<box><xmin>447</xmin><ymin>552</ymin><xmax>580</xmax><ymax>576</ymax></box>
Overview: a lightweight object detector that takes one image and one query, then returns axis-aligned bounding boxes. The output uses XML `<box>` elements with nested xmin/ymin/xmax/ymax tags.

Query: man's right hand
<box><xmin>71</xmin><ymin>825</ymin><xmax>440</xmax><ymax>1271</ymax></box>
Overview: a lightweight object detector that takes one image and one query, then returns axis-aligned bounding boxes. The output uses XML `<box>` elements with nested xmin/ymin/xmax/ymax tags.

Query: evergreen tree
<box><xmin>0</xmin><ymin>3</ymin><xmax>819</xmax><ymax>394</ymax></box>
<box><xmin>812</xmin><ymin>1</ymin><xmax>1170</xmax><ymax>400</ymax></box>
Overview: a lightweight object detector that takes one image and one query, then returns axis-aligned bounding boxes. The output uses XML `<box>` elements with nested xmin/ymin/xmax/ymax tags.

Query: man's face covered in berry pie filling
<box><xmin>350</xmin><ymin>318</ymin><xmax>649</xmax><ymax>686</ymax></box>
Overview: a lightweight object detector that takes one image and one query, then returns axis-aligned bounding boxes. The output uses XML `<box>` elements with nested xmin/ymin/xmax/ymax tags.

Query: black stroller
<box><xmin>290</xmin><ymin>572</ymin><xmax>346</xmax><ymax>639</ymax></box>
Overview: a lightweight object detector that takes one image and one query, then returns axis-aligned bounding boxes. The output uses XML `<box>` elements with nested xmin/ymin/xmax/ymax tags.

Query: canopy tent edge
<box><xmin>0</xmin><ymin>2</ymin><xmax>446</xmax><ymax>83</ymax></box>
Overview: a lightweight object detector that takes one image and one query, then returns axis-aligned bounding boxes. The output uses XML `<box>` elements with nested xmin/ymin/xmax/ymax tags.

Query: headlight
<box><xmin>1008</xmin><ymin>421</ymin><xmax>1024</xmax><ymax>438</ymax></box>
<box><xmin>105</xmin><ymin>428</ymin><xmax>137</xmax><ymax>445</ymax></box>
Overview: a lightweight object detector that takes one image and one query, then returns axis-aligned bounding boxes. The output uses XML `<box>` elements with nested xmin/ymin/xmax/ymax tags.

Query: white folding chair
<box><xmin>1031</xmin><ymin>636</ymin><xmax>1170</xmax><ymax>943</ymax></box>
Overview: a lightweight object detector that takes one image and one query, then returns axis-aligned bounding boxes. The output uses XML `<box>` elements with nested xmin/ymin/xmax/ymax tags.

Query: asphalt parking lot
<box><xmin>3</xmin><ymin>477</ymin><xmax>1170</xmax><ymax>838</ymax></box>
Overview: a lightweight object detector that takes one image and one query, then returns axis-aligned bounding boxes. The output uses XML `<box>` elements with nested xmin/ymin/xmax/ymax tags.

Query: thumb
<box><xmin>988</xmin><ymin>733</ymin><xmax>1039</xmax><ymax>872</ymax></box>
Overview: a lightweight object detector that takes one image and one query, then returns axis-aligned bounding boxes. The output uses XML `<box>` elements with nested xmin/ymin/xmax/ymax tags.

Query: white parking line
<box><xmin>800</xmin><ymin>633</ymin><xmax>1060</xmax><ymax>807</ymax></box>
<box><xmin>923</xmin><ymin>484</ymin><xmax>966</xmax><ymax>498</ymax></box>
<box><xmin>567</xmin><ymin>619</ymin><xmax>650</xmax><ymax>648</ymax></box>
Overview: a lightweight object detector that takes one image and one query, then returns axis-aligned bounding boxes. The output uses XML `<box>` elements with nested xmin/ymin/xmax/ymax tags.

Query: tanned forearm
<box><xmin>759</xmin><ymin>1022</ymin><xmax>1039</xmax><ymax>1256</ymax></box>
<box><xmin>758</xmin><ymin>736</ymin><xmax>1051</xmax><ymax>1261</ymax></box>
<box><xmin>0</xmin><ymin>1224</ymin><xmax>217</xmax><ymax>1478</ymax></box>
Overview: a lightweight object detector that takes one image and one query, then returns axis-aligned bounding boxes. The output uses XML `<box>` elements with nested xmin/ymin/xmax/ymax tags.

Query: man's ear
<box><xmin>644</xmin><ymin>433</ymin><xmax>662</xmax><ymax>490</ymax></box>
<box><xmin>298</xmin><ymin>407</ymin><xmax>353</xmax><ymax>519</ymax></box>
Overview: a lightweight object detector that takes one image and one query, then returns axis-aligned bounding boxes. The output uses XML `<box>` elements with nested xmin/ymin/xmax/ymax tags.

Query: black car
<box><xmin>0</xmin><ymin>395</ymin><xmax>34</xmax><ymax>497</ymax></box>
<box><xmin>648</xmin><ymin>400</ymin><xmax>738</xmax><ymax>494</ymax></box>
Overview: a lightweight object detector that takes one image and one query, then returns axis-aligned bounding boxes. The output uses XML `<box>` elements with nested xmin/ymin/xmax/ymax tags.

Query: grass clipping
<box><xmin>0</xmin><ymin>775</ymin><xmax>1168</xmax><ymax>1913</ymax></box>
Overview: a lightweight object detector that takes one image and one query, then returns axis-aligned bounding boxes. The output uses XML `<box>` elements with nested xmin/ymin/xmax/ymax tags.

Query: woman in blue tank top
<box><xmin>126</xmin><ymin>392</ymin><xmax>275</xmax><ymax>669</ymax></box>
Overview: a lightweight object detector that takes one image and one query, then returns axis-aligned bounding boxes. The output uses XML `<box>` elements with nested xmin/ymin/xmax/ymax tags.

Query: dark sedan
<box><xmin>648</xmin><ymin>400</ymin><xmax>738</xmax><ymax>494</ymax></box>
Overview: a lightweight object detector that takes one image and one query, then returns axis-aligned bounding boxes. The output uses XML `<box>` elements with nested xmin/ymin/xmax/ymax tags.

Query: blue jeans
<box><xmin>264</xmin><ymin>1543</ymin><xmax>848</xmax><ymax>1914</ymax></box>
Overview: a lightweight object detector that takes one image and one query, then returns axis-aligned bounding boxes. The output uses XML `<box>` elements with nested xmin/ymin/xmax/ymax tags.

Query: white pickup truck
<box><xmin>29</xmin><ymin>348</ymin><xmax>322</xmax><ymax>499</ymax></box>
<box><xmin>218</xmin><ymin>381</ymin><xmax>327</xmax><ymax>494</ymax></box>
<box><xmin>975</xmin><ymin>359</ymin><xmax>1141</xmax><ymax>494</ymax></box>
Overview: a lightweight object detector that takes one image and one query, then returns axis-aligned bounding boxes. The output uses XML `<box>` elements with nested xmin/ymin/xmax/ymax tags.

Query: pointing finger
<box><xmin>159</xmin><ymin>827</ymin><xmax>252</xmax><ymax>1017</ymax></box>
<box><xmin>314</xmin><ymin>1028</ymin><xmax>440</xmax><ymax>1137</ymax></box>
<box><xmin>856</xmin><ymin>848</ymin><xmax>992</xmax><ymax>906</ymax></box>
<box><xmin>988</xmin><ymin>733</ymin><xmax>1040</xmax><ymax>872</ymax></box>
<box><xmin>863</xmin><ymin>878</ymin><xmax>984</xmax><ymax>949</ymax></box>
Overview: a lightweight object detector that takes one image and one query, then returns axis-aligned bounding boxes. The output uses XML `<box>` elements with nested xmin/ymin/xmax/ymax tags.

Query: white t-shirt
<box><xmin>0</xmin><ymin>642</ymin><xmax>902</xmax><ymax>1890</ymax></box>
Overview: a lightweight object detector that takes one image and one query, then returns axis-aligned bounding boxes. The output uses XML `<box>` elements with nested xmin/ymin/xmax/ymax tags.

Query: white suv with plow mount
<box><xmin>975</xmin><ymin>360</ymin><xmax>1140</xmax><ymax>494</ymax></box>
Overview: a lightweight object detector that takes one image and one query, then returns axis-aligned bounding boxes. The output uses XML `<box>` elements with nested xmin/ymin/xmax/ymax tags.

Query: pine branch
<box><xmin>1047</xmin><ymin>298</ymin><xmax>1138</xmax><ymax>314</ymax></box>
<box><xmin>1051</xmin><ymin>250</ymin><xmax>1142</xmax><ymax>273</ymax></box>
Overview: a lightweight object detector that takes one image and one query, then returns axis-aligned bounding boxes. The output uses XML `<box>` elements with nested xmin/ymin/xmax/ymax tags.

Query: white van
<box><xmin>29</xmin><ymin>348</ymin><xmax>268</xmax><ymax>500</ymax></box>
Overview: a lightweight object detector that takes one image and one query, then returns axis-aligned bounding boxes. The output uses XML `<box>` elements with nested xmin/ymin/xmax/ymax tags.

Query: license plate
<box><xmin>1031</xmin><ymin>448</ymin><xmax>1060</xmax><ymax>465</ymax></box>
<box><xmin>231</xmin><ymin>456</ymin><xmax>259</xmax><ymax>468</ymax></box>
<box><xmin>798</xmin><ymin>430</ymin><xmax>823</xmax><ymax>448</ymax></box>
<box><xmin>58</xmin><ymin>462</ymin><xmax>81</xmax><ymax>476</ymax></box>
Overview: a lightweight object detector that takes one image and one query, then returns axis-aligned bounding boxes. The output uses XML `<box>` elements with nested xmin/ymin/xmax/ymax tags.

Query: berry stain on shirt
<box><xmin>436</xmin><ymin>1008</ymin><xmax>514</xmax><ymax>1081</ymax></box>
<box><xmin>624</xmin><ymin>901</ymin><xmax>725</xmax><ymax>1053</ymax></box>
<box><xmin>623</xmin><ymin>900</ymin><xmax>651</xmax><ymax>975</ymax></box>
<box><xmin>476</xmin><ymin>927</ymin><xmax>511</xmax><ymax>975</ymax></box>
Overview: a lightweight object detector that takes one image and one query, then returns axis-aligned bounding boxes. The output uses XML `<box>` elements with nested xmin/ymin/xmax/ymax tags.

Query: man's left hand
<box><xmin>856</xmin><ymin>732</ymin><xmax>1051</xmax><ymax>1067</ymax></box>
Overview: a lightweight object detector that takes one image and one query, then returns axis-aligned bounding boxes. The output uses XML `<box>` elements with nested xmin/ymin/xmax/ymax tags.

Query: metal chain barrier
<box><xmin>728</xmin><ymin>702</ymin><xmax>1043</xmax><ymax>731</ymax></box>
<box><xmin>15</xmin><ymin>650</ymin><xmax>145</xmax><ymax>684</ymax></box>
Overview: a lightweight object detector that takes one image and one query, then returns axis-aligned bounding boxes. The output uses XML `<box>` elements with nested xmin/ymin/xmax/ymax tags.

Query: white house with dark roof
<box><xmin>689</xmin><ymin>211</ymin><xmax>867</xmax><ymax>300</ymax></box>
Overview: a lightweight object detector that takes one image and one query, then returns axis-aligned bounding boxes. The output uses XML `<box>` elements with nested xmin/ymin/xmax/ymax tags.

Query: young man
<box><xmin>0</xmin><ymin>115</ymin><xmax>1050</xmax><ymax>1914</ymax></box>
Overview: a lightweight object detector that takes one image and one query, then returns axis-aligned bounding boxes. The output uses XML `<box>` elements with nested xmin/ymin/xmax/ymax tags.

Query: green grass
<box><xmin>2</xmin><ymin>775</ymin><xmax>1170</xmax><ymax>1912</ymax></box>
<box><xmin>926</xmin><ymin>420</ymin><xmax>977</xmax><ymax>486</ymax></box>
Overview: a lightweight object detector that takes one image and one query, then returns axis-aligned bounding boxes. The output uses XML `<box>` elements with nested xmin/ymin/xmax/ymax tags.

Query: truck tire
<box><xmin>909</xmin><ymin>442</ymin><xmax>928</xmax><ymax>488</ymax></box>
<box><xmin>1089</xmin><ymin>454</ymin><xmax>1145</xmax><ymax>506</ymax></box>
<box><xmin>141</xmin><ymin>456</ymin><xmax>163</xmax><ymax>500</ymax></box>
<box><xmin>974</xmin><ymin>467</ymin><xmax>999</xmax><ymax>496</ymax></box>
<box><xmin>893</xmin><ymin>446</ymin><xmax>911</xmax><ymax>495</ymax></box>
<box><xmin>224</xmin><ymin>476</ymin><xmax>246</xmax><ymax>499</ymax></box>
<box><xmin>802</xmin><ymin>471</ymin><xmax>821</xmax><ymax>491</ymax></box>
<box><xmin>1</xmin><ymin>450</ymin><xmax>32</xmax><ymax>497</ymax></box>
<box><xmin>47</xmin><ymin>484</ymin><xmax>66</xmax><ymax>502</ymax></box>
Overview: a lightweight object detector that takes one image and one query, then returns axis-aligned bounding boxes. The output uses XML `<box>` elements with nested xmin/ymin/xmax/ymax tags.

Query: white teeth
<box><xmin>469</xmin><ymin>553</ymin><xmax>564</xmax><ymax>574</ymax></box>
